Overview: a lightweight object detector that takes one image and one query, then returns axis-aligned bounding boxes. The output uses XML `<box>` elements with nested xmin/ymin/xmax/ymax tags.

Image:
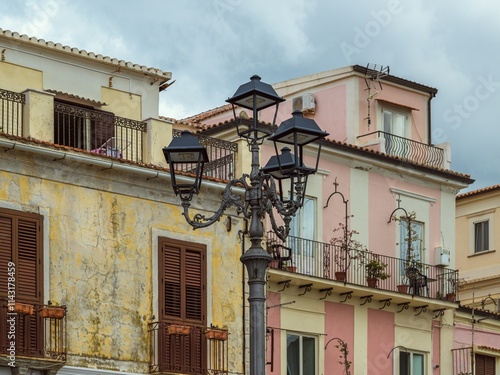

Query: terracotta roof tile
<box><xmin>457</xmin><ymin>184</ymin><xmax>500</xmax><ymax>199</ymax></box>
<box><xmin>0</xmin><ymin>28</ymin><xmax>171</xmax><ymax>82</ymax></box>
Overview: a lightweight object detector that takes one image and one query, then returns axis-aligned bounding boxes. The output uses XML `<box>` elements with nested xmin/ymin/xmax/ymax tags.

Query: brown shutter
<box><xmin>17</xmin><ymin>218</ymin><xmax>40</xmax><ymax>301</ymax></box>
<box><xmin>0</xmin><ymin>208</ymin><xmax>43</xmax><ymax>355</ymax></box>
<box><xmin>163</xmin><ymin>243</ymin><xmax>182</xmax><ymax>318</ymax></box>
<box><xmin>158</xmin><ymin>237</ymin><xmax>206</xmax><ymax>373</ymax></box>
<box><xmin>476</xmin><ymin>354</ymin><xmax>496</xmax><ymax>375</ymax></box>
<box><xmin>0</xmin><ymin>216</ymin><xmax>13</xmax><ymax>296</ymax></box>
<box><xmin>185</xmin><ymin>249</ymin><xmax>202</xmax><ymax>321</ymax></box>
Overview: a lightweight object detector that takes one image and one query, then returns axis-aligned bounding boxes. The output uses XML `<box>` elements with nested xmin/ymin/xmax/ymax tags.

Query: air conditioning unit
<box><xmin>292</xmin><ymin>93</ymin><xmax>315</xmax><ymax>112</ymax></box>
<box><xmin>434</xmin><ymin>247</ymin><xmax>451</xmax><ymax>267</ymax></box>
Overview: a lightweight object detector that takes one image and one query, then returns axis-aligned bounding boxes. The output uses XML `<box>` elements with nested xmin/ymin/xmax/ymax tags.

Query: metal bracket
<box><xmin>319</xmin><ymin>288</ymin><xmax>333</xmax><ymax>300</ymax></box>
<box><xmin>433</xmin><ymin>309</ymin><xmax>446</xmax><ymax>319</ymax></box>
<box><xmin>414</xmin><ymin>305</ymin><xmax>428</xmax><ymax>316</ymax></box>
<box><xmin>379</xmin><ymin>299</ymin><xmax>392</xmax><ymax>310</ymax></box>
<box><xmin>360</xmin><ymin>295</ymin><xmax>373</xmax><ymax>305</ymax></box>
<box><xmin>298</xmin><ymin>284</ymin><xmax>313</xmax><ymax>296</ymax></box>
<box><xmin>277</xmin><ymin>280</ymin><xmax>291</xmax><ymax>292</ymax></box>
<box><xmin>397</xmin><ymin>302</ymin><xmax>410</xmax><ymax>313</ymax></box>
<box><xmin>339</xmin><ymin>291</ymin><xmax>353</xmax><ymax>303</ymax></box>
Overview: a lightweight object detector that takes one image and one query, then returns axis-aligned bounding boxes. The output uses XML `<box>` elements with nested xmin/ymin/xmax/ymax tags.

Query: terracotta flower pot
<box><xmin>13</xmin><ymin>302</ymin><xmax>34</xmax><ymax>315</ymax></box>
<box><xmin>287</xmin><ymin>266</ymin><xmax>297</xmax><ymax>273</ymax></box>
<box><xmin>446</xmin><ymin>293</ymin><xmax>456</xmax><ymax>302</ymax></box>
<box><xmin>269</xmin><ymin>259</ymin><xmax>280</xmax><ymax>269</ymax></box>
<box><xmin>366</xmin><ymin>277</ymin><xmax>378</xmax><ymax>288</ymax></box>
<box><xmin>39</xmin><ymin>306</ymin><xmax>65</xmax><ymax>319</ymax></box>
<box><xmin>206</xmin><ymin>329</ymin><xmax>228</xmax><ymax>341</ymax></box>
<box><xmin>397</xmin><ymin>285</ymin><xmax>409</xmax><ymax>294</ymax></box>
<box><xmin>167</xmin><ymin>324</ymin><xmax>191</xmax><ymax>335</ymax></box>
<box><xmin>335</xmin><ymin>271</ymin><xmax>347</xmax><ymax>282</ymax></box>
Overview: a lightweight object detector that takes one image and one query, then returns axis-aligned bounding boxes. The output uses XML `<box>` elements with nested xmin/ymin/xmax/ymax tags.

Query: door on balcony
<box><xmin>382</xmin><ymin>108</ymin><xmax>409</xmax><ymax>158</ymax></box>
<box><xmin>0</xmin><ymin>208</ymin><xmax>43</xmax><ymax>357</ymax></box>
<box><xmin>54</xmin><ymin>100</ymin><xmax>115</xmax><ymax>152</ymax></box>
<box><xmin>158</xmin><ymin>237</ymin><xmax>206</xmax><ymax>374</ymax></box>
<box><xmin>289</xmin><ymin>197</ymin><xmax>316</xmax><ymax>275</ymax></box>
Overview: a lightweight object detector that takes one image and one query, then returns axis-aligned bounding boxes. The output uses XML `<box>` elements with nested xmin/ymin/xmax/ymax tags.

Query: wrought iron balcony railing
<box><xmin>267</xmin><ymin>232</ymin><xmax>459</xmax><ymax>301</ymax></box>
<box><xmin>0</xmin><ymin>299</ymin><xmax>67</xmax><ymax>361</ymax></box>
<box><xmin>148</xmin><ymin>321</ymin><xmax>229</xmax><ymax>375</ymax></box>
<box><xmin>172</xmin><ymin>129</ymin><xmax>237</xmax><ymax>181</ymax></box>
<box><xmin>0</xmin><ymin>88</ymin><xmax>24</xmax><ymax>137</ymax></box>
<box><xmin>54</xmin><ymin>101</ymin><xmax>147</xmax><ymax>163</ymax></box>
<box><xmin>357</xmin><ymin>131</ymin><xmax>445</xmax><ymax>168</ymax></box>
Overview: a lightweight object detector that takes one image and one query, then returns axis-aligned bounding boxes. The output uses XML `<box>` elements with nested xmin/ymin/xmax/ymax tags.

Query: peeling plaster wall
<box><xmin>0</xmin><ymin>149</ymin><xmax>244</xmax><ymax>373</ymax></box>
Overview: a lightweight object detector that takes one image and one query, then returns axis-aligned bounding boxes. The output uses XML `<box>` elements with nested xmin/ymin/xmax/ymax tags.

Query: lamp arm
<box><xmin>181</xmin><ymin>177</ymin><xmax>249</xmax><ymax>229</ymax></box>
<box><xmin>261</xmin><ymin>175</ymin><xmax>300</xmax><ymax>242</ymax></box>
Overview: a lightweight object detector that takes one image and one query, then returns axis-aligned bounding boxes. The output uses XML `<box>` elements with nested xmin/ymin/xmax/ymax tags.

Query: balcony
<box><xmin>149</xmin><ymin>321</ymin><xmax>229</xmax><ymax>375</ymax></box>
<box><xmin>0</xmin><ymin>299</ymin><xmax>67</xmax><ymax>366</ymax></box>
<box><xmin>172</xmin><ymin>129</ymin><xmax>237</xmax><ymax>182</ymax></box>
<box><xmin>267</xmin><ymin>232</ymin><xmax>459</xmax><ymax>302</ymax></box>
<box><xmin>0</xmin><ymin>88</ymin><xmax>24</xmax><ymax>137</ymax></box>
<box><xmin>357</xmin><ymin>131</ymin><xmax>445</xmax><ymax>169</ymax></box>
<box><xmin>54</xmin><ymin>101</ymin><xmax>147</xmax><ymax>163</ymax></box>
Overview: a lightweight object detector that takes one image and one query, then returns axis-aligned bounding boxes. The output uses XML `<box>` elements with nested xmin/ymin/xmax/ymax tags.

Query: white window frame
<box><xmin>399</xmin><ymin>219</ymin><xmax>424</xmax><ymax>262</ymax></box>
<box><xmin>382</xmin><ymin>106</ymin><xmax>410</xmax><ymax>138</ymax></box>
<box><xmin>286</xmin><ymin>333</ymin><xmax>317</xmax><ymax>375</ymax></box>
<box><xmin>468</xmin><ymin>212</ymin><xmax>495</xmax><ymax>255</ymax></box>
<box><xmin>397</xmin><ymin>349</ymin><xmax>426</xmax><ymax>375</ymax></box>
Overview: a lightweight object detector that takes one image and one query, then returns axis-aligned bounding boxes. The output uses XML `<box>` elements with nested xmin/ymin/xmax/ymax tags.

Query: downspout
<box><xmin>427</xmin><ymin>92</ymin><xmax>436</xmax><ymax>145</ymax></box>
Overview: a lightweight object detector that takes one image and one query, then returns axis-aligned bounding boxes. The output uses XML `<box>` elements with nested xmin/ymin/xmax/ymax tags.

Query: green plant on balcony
<box><xmin>394</xmin><ymin>211</ymin><xmax>427</xmax><ymax>288</ymax></box>
<box><xmin>365</xmin><ymin>257</ymin><xmax>390</xmax><ymax>287</ymax></box>
<box><xmin>330</xmin><ymin>220</ymin><xmax>368</xmax><ymax>282</ymax></box>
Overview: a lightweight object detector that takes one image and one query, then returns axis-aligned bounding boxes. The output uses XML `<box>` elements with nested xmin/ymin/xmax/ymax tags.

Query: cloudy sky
<box><xmin>0</xmin><ymin>0</ymin><xmax>498</xmax><ymax>192</ymax></box>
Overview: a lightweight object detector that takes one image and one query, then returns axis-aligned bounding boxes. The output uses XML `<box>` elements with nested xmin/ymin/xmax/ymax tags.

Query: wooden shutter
<box><xmin>159</xmin><ymin>237</ymin><xmax>206</xmax><ymax>323</ymax></box>
<box><xmin>0</xmin><ymin>208</ymin><xmax>43</xmax><ymax>355</ymax></box>
<box><xmin>163</xmin><ymin>243</ymin><xmax>182</xmax><ymax>318</ymax></box>
<box><xmin>185</xmin><ymin>249</ymin><xmax>202</xmax><ymax>321</ymax></box>
<box><xmin>158</xmin><ymin>237</ymin><xmax>206</xmax><ymax>373</ymax></box>
<box><xmin>476</xmin><ymin>354</ymin><xmax>495</xmax><ymax>375</ymax></box>
<box><xmin>0</xmin><ymin>215</ymin><xmax>13</xmax><ymax>296</ymax></box>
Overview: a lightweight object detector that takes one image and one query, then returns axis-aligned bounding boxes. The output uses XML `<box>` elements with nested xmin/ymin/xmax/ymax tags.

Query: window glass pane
<box><xmin>400</xmin><ymin>351</ymin><xmax>410</xmax><ymax>375</ymax></box>
<box><xmin>287</xmin><ymin>334</ymin><xmax>300</xmax><ymax>375</ymax></box>
<box><xmin>475</xmin><ymin>221</ymin><xmax>489</xmax><ymax>252</ymax></box>
<box><xmin>400</xmin><ymin>221</ymin><xmax>424</xmax><ymax>261</ymax></box>
<box><xmin>412</xmin><ymin>353</ymin><xmax>424</xmax><ymax>375</ymax></box>
<box><xmin>302</xmin><ymin>337</ymin><xmax>315</xmax><ymax>375</ymax></box>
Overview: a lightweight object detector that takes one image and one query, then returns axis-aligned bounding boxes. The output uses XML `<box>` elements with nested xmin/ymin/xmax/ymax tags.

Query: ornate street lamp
<box><xmin>163</xmin><ymin>75</ymin><xmax>328</xmax><ymax>375</ymax></box>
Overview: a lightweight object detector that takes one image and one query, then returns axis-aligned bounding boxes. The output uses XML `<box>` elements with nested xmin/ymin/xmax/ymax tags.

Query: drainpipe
<box><xmin>427</xmin><ymin>92</ymin><xmax>436</xmax><ymax>145</ymax></box>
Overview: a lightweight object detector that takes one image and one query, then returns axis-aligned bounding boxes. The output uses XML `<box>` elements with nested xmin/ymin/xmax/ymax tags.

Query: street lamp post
<box><xmin>163</xmin><ymin>75</ymin><xmax>328</xmax><ymax>375</ymax></box>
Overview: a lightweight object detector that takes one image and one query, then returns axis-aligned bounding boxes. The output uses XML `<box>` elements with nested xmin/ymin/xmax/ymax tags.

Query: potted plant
<box><xmin>167</xmin><ymin>324</ymin><xmax>191</xmax><ymax>335</ymax></box>
<box><xmin>286</xmin><ymin>262</ymin><xmax>297</xmax><ymax>273</ymax></box>
<box><xmin>365</xmin><ymin>257</ymin><xmax>390</xmax><ymax>288</ymax></box>
<box><xmin>330</xmin><ymin>221</ymin><xmax>368</xmax><ymax>282</ymax></box>
<box><xmin>269</xmin><ymin>258</ymin><xmax>280</xmax><ymax>269</ymax></box>
<box><xmin>39</xmin><ymin>305</ymin><xmax>66</xmax><ymax>319</ymax></box>
<box><xmin>205</xmin><ymin>324</ymin><xmax>228</xmax><ymax>341</ymax></box>
<box><xmin>395</xmin><ymin>212</ymin><xmax>427</xmax><ymax>293</ymax></box>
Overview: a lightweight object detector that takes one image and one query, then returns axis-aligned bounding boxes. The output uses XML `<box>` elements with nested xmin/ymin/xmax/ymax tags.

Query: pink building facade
<box><xmin>191</xmin><ymin>65</ymin><xmax>473</xmax><ymax>374</ymax></box>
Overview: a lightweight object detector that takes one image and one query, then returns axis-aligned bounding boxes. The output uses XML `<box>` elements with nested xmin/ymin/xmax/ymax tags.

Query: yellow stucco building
<box><xmin>0</xmin><ymin>29</ymin><xmax>246</xmax><ymax>375</ymax></box>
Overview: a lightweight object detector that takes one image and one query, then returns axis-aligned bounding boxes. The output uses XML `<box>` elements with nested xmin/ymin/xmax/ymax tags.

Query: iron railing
<box><xmin>0</xmin><ymin>88</ymin><xmax>24</xmax><ymax>136</ymax></box>
<box><xmin>54</xmin><ymin>101</ymin><xmax>147</xmax><ymax>163</ymax></box>
<box><xmin>267</xmin><ymin>232</ymin><xmax>459</xmax><ymax>300</ymax></box>
<box><xmin>357</xmin><ymin>131</ymin><xmax>445</xmax><ymax>168</ymax></box>
<box><xmin>173</xmin><ymin>129</ymin><xmax>237</xmax><ymax>181</ymax></box>
<box><xmin>149</xmin><ymin>321</ymin><xmax>228</xmax><ymax>375</ymax></box>
<box><xmin>0</xmin><ymin>299</ymin><xmax>67</xmax><ymax>361</ymax></box>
